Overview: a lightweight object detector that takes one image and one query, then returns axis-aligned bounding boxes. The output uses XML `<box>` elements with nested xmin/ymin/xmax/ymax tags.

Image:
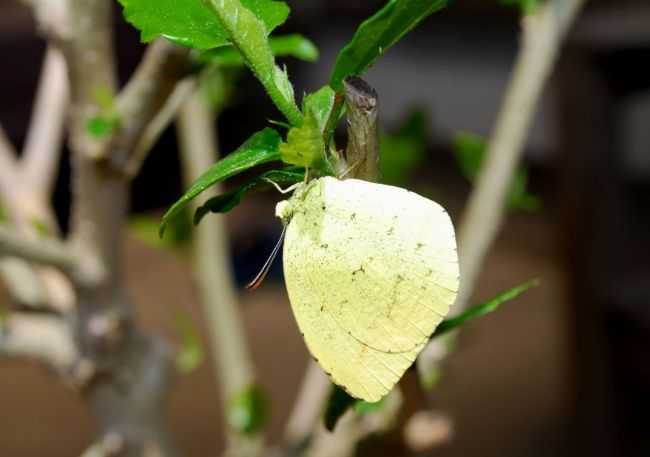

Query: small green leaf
<box><xmin>324</xmin><ymin>385</ymin><xmax>357</xmax><ymax>432</ymax></box>
<box><xmin>203</xmin><ymin>0</ymin><xmax>303</xmax><ymax>126</ymax></box>
<box><xmin>228</xmin><ymin>384</ymin><xmax>268</xmax><ymax>435</ymax></box>
<box><xmin>379</xmin><ymin>110</ymin><xmax>428</xmax><ymax>186</ymax></box>
<box><xmin>194</xmin><ymin>168</ymin><xmax>304</xmax><ymax>223</ymax></box>
<box><xmin>86</xmin><ymin>116</ymin><xmax>119</xmax><ymax>139</ymax></box>
<box><xmin>501</xmin><ymin>0</ymin><xmax>541</xmax><ymax>15</ymax></box>
<box><xmin>431</xmin><ymin>279</ymin><xmax>539</xmax><ymax>339</ymax></box>
<box><xmin>280</xmin><ymin>111</ymin><xmax>333</xmax><ymax>174</ymax></box>
<box><xmin>453</xmin><ymin>131</ymin><xmax>542</xmax><ymax>211</ymax></box>
<box><xmin>174</xmin><ymin>311</ymin><xmax>205</xmax><ymax>374</ymax></box>
<box><xmin>116</xmin><ymin>0</ymin><xmax>289</xmax><ymax>50</ymax></box>
<box><xmin>330</xmin><ymin>0</ymin><xmax>448</xmax><ymax>92</ymax></box>
<box><xmin>202</xmin><ymin>34</ymin><xmax>319</xmax><ymax>66</ymax></box>
<box><xmin>0</xmin><ymin>204</ymin><xmax>6</xmax><ymax>223</ymax></box>
<box><xmin>302</xmin><ymin>86</ymin><xmax>337</xmax><ymax>134</ymax></box>
<box><xmin>355</xmin><ymin>397</ymin><xmax>387</xmax><ymax>415</ymax></box>
<box><xmin>160</xmin><ymin>127</ymin><xmax>283</xmax><ymax>236</ymax></box>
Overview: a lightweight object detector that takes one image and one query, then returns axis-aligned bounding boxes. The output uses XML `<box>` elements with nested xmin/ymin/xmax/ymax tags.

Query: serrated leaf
<box><xmin>203</xmin><ymin>0</ymin><xmax>303</xmax><ymax>126</ymax></box>
<box><xmin>453</xmin><ymin>131</ymin><xmax>542</xmax><ymax>211</ymax></box>
<box><xmin>330</xmin><ymin>0</ymin><xmax>448</xmax><ymax>92</ymax></box>
<box><xmin>174</xmin><ymin>311</ymin><xmax>204</xmax><ymax>373</ymax></box>
<box><xmin>202</xmin><ymin>34</ymin><xmax>319</xmax><ymax>66</ymax></box>
<box><xmin>431</xmin><ymin>279</ymin><xmax>539</xmax><ymax>339</ymax></box>
<box><xmin>116</xmin><ymin>0</ymin><xmax>289</xmax><ymax>50</ymax></box>
<box><xmin>228</xmin><ymin>384</ymin><xmax>268</xmax><ymax>435</ymax></box>
<box><xmin>324</xmin><ymin>385</ymin><xmax>357</xmax><ymax>432</ymax></box>
<box><xmin>379</xmin><ymin>110</ymin><xmax>428</xmax><ymax>186</ymax></box>
<box><xmin>160</xmin><ymin>127</ymin><xmax>282</xmax><ymax>236</ymax></box>
<box><xmin>194</xmin><ymin>168</ymin><xmax>304</xmax><ymax>223</ymax></box>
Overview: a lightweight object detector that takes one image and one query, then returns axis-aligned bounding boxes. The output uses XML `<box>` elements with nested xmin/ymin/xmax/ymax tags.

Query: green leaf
<box><xmin>431</xmin><ymin>279</ymin><xmax>539</xmax><ymax>339</ymax></box>
<box><xmin>131</xmin><ymin>212</ymin><xmax>192</xmax><ymax>251</ymax></box>
<box><xmin>194</xmin><ymin>168</ymin><xmax>304</xmax><ymax>223</ymax></box>
<box><xmin>86</xmin><ymin>115</ymin><xmax>119</xmax><ymax>139</ymax></box>
<box><xmin>453</xmin><ymin>131</ymin><xmax>542</xmax><ymax>211</ymax></box>
<box><xmin>302</xmin><ymin>86</ymin><xmax>337</xmax><ymax>134</ymax></box>
<box><xmin>329</xmin><ymin>0</ymin><xmax>448</xmax><ymax>91</ymax></box>
<box><xmin>0</xmin><ymin>303</ymin><xmax>7</xmax><ymax>328</ymax></box>
<box><xmin>116</xmin><ymin>0</ymin><xmax>289</xmax><ymax>50</ymax></box>
<box><xmin>174</xmin><ymin>311</ymin><xmax>205</xmax><ymax>373</ymax></box>
<box><xmin>324</xmin><ymin>385</ymin><xmax>357</xmax><ymax>432</ymax></box>
<box><xmin>203</xmin><ymin>0</ymin><xmax>303</xmax><ymax>126</ymax></box>
<box><xmin>202</xmin><ymin>34</ymin><xmax>319</xmax><ymax>66</ymax></box>
<box><xmin>280</xmin><ymin>111</ymin><xmax>334</xmax><ymax>174</ymax></box>
<box><xmin>228</xmin><ymin>384</ymin><xmax>268</xmax><ymax>435</ymax></box>
<box><xmin>379</xmin><ymin>110</ymin><xmax>428</xmax><ymax>186</ymax></box>
<box><xmin>501</xmin><ymin>0</ymin><xmax>541</xmax><ymax>15</ymax></box>
<box><xmin>355</xmin><ymin>397</ymin><xmax>387</xmax><ymax>415</ymax></box>
<box><xmin>160</xmin><ymin>127</ymin><xmax>282</xmax><ymax>236</ymax></box>
<box><xmin>0</xmin><ymin>204</ymin><xmax>5</xmax><ymax>223</ymax></box>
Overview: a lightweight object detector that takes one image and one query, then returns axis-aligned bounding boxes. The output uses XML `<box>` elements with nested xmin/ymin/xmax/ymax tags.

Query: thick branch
<box><xmin>455</xmin><ymin>0</ymin><xmax>588</xmax><ymax>311</ymax></box>
<box><xmin>177</xmin><ymin>88</ymin><xmax>260</xmax><ymax>456</ymax></box>
<box><xmin>22</xmin><ymin>46</ymin><xmax>69</xmax><ymax>200</ymax></box>
<box><xmin>0</xmin><ymin>225</ymin><xmax>78</xmax><ymax>275</ymax></box>
<box><xmin>0</xmin><ymin>313</ymin><xmax>78</xmax><ymax>370</ymax></box>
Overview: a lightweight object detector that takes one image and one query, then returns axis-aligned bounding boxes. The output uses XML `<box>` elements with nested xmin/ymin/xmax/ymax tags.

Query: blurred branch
<box><xmin>110</xmin><ymin>39</ymin><xmax>192</xmax><ymax>173</ymax></box>
<box><xmin>177</xmin><ymin>85</ymin><xmax>260</xmax><ymax>456</ymax></box>
<box><xmin>125</xmin><ymin>78</ymin><xmax>197</xmax><ymax>177</ymax></box>
<box><xmin>0</xmin><ymin>126</ymin><xmax>18</xmax><ymax>195</ymax></box>
<box><xmin>415</xmin><ymin>0</ymin><xmax>588</xmax><ymax>411</ymax></box>
<box><xmin>0</xmin><ymin>225</ymin><xmax>78</xmax><ymax>275</ymax></box>
<box><xmin>455</xmin><ymin>0</ymin><xmax>588</xmax><ymax>311</ymax></box>
<box><xmin>19</xmin><ymin>0</ymin><xmax>69</xmax><ymax>40</ymax></box>
<box><xmin>22</xmin><ymin>46</ymin><xmax>69</xmax><ymax>200</ymax></box>
<box><xmin>0</xmin><ymin>313</ymin><xmax>78</xmax><ymax>370</ymax></box>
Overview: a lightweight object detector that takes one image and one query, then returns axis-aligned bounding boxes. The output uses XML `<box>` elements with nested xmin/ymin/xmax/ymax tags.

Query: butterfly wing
<box><xmin>283</xmin><ymin>177</ymin><xmax>459</xmax><ymax>401</ymax></box>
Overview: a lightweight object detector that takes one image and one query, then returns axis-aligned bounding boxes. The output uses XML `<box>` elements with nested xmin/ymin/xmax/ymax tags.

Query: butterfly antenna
<box><xmin>246</xmin><ymin>225</ymin><xmax>287</xmax><ymax>290</ymax></box>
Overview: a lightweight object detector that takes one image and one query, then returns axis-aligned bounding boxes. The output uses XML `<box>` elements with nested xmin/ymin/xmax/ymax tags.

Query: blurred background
<box><xmin>0</xmin><ymin>0</ymin><xmax>649</xmax><ymax>456</ymax></box>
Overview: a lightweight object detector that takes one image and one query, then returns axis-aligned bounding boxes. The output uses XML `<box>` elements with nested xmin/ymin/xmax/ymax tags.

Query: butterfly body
<box><xmin>277</xmin><ymin>177</ymin><xmax>459</xmax><ymax>402</ymax></box>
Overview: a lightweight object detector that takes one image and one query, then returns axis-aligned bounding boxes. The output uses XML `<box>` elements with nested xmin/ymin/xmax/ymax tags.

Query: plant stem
<box><xmin>177</xmin><ymin>86</ymin><xmax>260</xmax><ymax>457</ymax></box>
<box><xmin>455</xmin><ymin>0</ymin><xmax>588</xmax><ymax>311</ymax></box>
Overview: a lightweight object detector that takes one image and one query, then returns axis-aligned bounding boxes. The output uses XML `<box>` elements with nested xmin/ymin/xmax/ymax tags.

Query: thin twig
<box><xmin>177</xmin><ymin>86</ymin><xmax>260</xmax><ymax>456</ymax></box>
<box><xmin>22</xmin><ymin>46</ymin><xmax>69</xmax><ymax>200</ymax></box>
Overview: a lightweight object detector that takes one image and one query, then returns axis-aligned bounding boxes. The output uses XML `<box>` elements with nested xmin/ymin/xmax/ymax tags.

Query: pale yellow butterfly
<box><xmin>275</xmin><ymin>176</ymin><xmax>459</xmax><ymax>402</ymax></box>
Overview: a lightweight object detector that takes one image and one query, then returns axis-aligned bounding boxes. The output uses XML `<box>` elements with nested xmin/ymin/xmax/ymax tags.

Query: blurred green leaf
<box><xmin>453</xmin><ymin>131</ymin><xmax>542</xmax><ymax>211</ymax></box>
<box><xmin>330</xmin><ymin>0</ymin><xmax>448</xmax><ymax>91</ymax></box>
<box><xmin>0</xmin><ymin>204</ymin><xmax>7</xmax><ymax>223</ymax></box>
<box><xmin>202</xmin><ymin>34</ymin><xmax>319</xmax><ymax>66</ymax></box>
<box><xmin>161</xmin><ymin>128</ymin><xmax>283</xmax><ymax>236</ymax></box>
<box><xmin>355</xmin><ymin>397</ymin><xmax>387</xmax><ymax>415</ymax></box>
<box><xmin>86</xmin><ymin>115</ymin><xmax>119</xmax><ymax>139</ymax></box>
<box><xmin>116</xmin><ymin>0</ymin><xmax>289</xmax><ymax>50</ymax></box>
<box><xmin>132</xmin><ymin>211</ymin><xmax>192</xmax><ymax>251</ymax></box>
<box><xmin>431</xmin><ymin>279</ymin><xmax>539</xmax><ymax>339</ymax></box>
<box><xmin>379</xmin><ymin>110</ymin><xmax>428</xmax><ymax>186</ymax></box>
<box><xmin>29</xmin><ymin>218</ymin><xmax>51</xmax><ymax>238</ymax></box>
<box><xmin>203</xmin><ymin>0</ymin><xmax>303</xmax><ymax>126</ymax></box>
<box><xmin>302</xmin><ymin>86</ymin><xmax>337</xmax><ymax>134</ymax></box>
<box><xmin>92</xmin><ymin>85</ymin><xmax>115</xmax><ymax>111</ymax></box>
<box><xmin>228</xmin><ymin>384</ymin><xmax>268</xmax><ymax>435</ymax></box>
<box><xmin>501</xmin><ymin>0</ymin><xmax>541</xmax><ymax>15</ymax></box>
<box><xmin>0</xmin><ymin>303</ymin><xmax>7</xmax><ymax>328</ymax></box>
<box><xmin>194</xmin><ymin>168</ymin><xmax>304</xmax><ymax>224</ymax></box>
<box><xmin>174</xmin><ymin>311</ymin><xmax>204</xmax><ymax>373</ymax></box>
<box><xmin>324</xmin><ymin>385</ymin><xmax>357</xmax><ymax>432</ymax></box>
